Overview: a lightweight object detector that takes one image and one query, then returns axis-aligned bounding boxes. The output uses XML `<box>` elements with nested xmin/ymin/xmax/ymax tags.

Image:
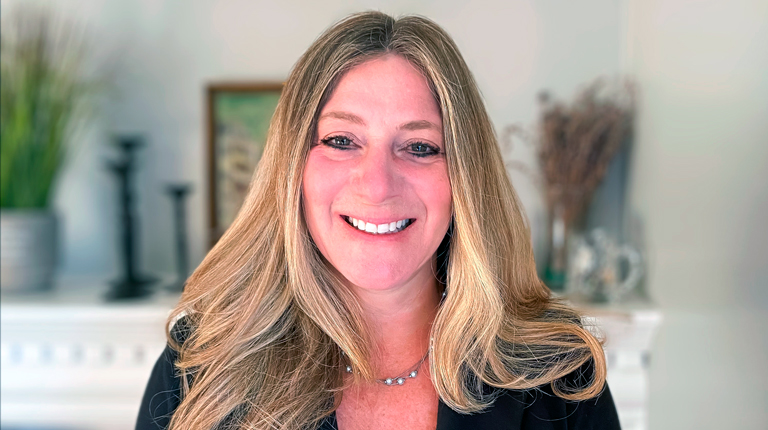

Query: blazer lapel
<box><xmin>436</xmin><ymin>390</ymin><xmax>526</xmax><ymax>430</ymax></box>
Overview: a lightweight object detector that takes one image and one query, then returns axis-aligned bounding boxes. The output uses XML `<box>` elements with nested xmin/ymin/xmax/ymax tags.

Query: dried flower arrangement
<box><xmin>537</xmin><ymin>79</ymin><xmax>635</xmax><ymax>225</ymax></box>
<box><xmin>502</xmin><ymin>78</ymin><xmax>635</xmax><ymax>290</ymax></box>
<box><xmin>503</xmin><ymin>78</ymin><xmax>635</xmax><ymax>226</ymax></box>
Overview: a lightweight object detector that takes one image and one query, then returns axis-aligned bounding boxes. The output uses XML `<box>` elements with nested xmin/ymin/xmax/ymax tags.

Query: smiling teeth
<box><xmin>346</xmin><ymin>217</ymin><xmax>412</xmax><ymax>234</ymax></box>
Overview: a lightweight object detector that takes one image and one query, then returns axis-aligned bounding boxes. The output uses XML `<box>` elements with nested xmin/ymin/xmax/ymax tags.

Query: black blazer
<box><xmin>136</xmin><ymin>347</ymin><xmax>621</xmax><ymax>430</ymax></box>
<box><xmin>137</xmin><ymin>329</ymin><xmax>620</xmax><ymax>430</ymax></box>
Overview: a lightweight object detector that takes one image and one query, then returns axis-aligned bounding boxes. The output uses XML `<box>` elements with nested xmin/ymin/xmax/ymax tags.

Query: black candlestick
<box><xmin>165</xmin><ymin>183</ymin><xmax>192</xmax><ymax>292</ymax></box>
<box><xmin>105</xmin><ymin>135</ymin><xmax>157</xmax><ymax>300</ymax></box>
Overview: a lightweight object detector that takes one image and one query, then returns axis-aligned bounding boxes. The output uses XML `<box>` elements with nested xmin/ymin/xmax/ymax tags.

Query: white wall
<box><xmin>624</xmin><ymin>0</ymin><xmax>768</xmax><ymax>428</ymax></box>
<box><xmin>626</xmin><ymin>0</ymin><xmax>768</xmax><ymax>311</ymax></box>
<box><xmin>0</xmin><ymin>0</ymin><xmax>623</xmax><ymax>277</ymax></box>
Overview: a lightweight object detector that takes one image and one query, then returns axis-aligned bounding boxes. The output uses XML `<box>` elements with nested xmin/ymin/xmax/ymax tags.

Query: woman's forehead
<box><xmin>317</xmin><ymin>54</ymin><xmax>443</xmax><ymax>130</ymax></box>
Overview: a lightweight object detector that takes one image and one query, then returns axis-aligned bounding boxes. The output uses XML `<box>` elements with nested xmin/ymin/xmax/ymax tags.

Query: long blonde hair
<box><xmin>167</xmin><ymin>11</ymin><xmax>606</xmax><ymax>430</ymax></box>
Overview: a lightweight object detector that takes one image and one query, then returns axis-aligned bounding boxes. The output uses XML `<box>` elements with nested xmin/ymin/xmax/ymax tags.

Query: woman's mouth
<box><xmin>342</xmin><ymin>216</ymin><xmax>414</xmax><ymax>235</ymax></box>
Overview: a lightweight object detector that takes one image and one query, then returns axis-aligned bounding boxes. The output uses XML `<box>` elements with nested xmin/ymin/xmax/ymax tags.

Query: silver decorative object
<box><xmin>567</xmin><ymin>229</ymin><xmax>643</xmax><ymax>303</ymax></box>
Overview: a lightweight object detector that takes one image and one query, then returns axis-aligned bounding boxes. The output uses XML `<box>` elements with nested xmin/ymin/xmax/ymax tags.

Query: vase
<box><xmin>0</xmin><ymin>210</ymin><xmax>59</xmax><ymax>293</ymax></box>
<box><xmin>543</xmin><ymin>186</ymin><xmax>585</xmax><ymax>293</ymax></box>
<box><xmin>543</xmin><ymin>199</ymin><xmax>567</xmax><ymax>292</ymax></box>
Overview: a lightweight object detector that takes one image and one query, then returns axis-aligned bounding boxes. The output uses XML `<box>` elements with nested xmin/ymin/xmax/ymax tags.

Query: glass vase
<box><xmin>543</xmin><ymin>186</ymin><xmax>584</xmax><ymax>293</ymax></box>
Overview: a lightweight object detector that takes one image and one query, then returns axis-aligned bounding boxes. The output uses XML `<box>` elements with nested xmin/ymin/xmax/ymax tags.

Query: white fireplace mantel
<box><xmin>1</xmin><ymin>276</ymin><xmax>661</xmax><ymax>430</ymax></box>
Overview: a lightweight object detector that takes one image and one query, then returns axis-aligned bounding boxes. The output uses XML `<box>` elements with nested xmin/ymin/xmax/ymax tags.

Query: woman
<box><xmin>137</xmin><ymin>11</ymin><xmax>620</xmax><ymax>430</ymax></box>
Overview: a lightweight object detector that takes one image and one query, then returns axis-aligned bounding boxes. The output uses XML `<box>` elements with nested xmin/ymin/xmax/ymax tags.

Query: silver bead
<box><xmin>396</xmin><ymin>378</ymin><xmax>405</xmax><ymax>385</ymax></box>
<box><xmin>385</xmin><ymin>378</ymin><xmax>393</xmax><ymax>385</ymax></box>
<box><xmin>345</xmin><ymin>365</ymin><xmax>352</xmax><ymax>373</ymax></box>
<box><xmin>409</xmin><ymin>370</ymin><xmax>418</xmax><ymax>378</ymax></box>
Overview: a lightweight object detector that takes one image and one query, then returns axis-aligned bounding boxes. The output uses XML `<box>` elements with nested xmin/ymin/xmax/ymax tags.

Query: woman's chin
<box><xmin>346</xmin><ymin>275</ymin><xmax>405</xmax><ymax>293</ymax></box>
<box><xmin>334</xmin><ymin>260</ymin><xmax>437</xmax><ymax>296</ymax></box>
<box><xmin>339</xmin><ymin>268</ymin><xmax>413</xmax><ymax>293</ymax></box>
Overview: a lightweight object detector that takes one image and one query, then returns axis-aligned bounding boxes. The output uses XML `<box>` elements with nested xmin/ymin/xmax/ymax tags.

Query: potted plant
<box><xmin>1</xmin><ymin>7</ymin><xmax>96</xmax><ymax>292</ymax></box>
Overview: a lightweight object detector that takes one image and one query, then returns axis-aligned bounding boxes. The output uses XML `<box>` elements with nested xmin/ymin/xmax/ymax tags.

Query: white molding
<box><xmin>2</xmin><ymin>278</ymin><xmax>662</xmax><ymax>430</ymax></box>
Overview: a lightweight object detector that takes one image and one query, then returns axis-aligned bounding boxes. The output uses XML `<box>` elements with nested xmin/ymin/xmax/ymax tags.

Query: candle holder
<box><xmin>104</xmin><ymin>135</ymin><xmax>157</xmax><ymax>300</ymax></box>
<box><xmin>165</xmin><ymin>183</ymin><xmax>192</xmax><ymax>292</ymax></box>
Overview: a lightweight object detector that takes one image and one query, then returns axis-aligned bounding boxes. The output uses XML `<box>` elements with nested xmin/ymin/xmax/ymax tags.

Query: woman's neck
<box><xmin>352</xmin><ymin>273</ymin><xmax>442</xmax><ymax>377</ymax></box>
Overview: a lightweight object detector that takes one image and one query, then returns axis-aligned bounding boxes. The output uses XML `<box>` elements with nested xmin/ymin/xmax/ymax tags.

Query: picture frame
<box><xmin>206</xmin><ymin>82</ymin><xmax>283</xmax><ymax>248</ymax></box>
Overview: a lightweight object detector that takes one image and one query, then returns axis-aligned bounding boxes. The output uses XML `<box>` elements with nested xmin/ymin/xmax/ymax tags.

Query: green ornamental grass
<box><xmin>0</xmin><ymin>7</ymin><xmax>95</xmax><ymax>209</ymax></box>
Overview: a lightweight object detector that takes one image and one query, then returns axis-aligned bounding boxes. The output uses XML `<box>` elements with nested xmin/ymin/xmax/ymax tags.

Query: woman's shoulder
<box><xmin>517</xmin><ymin>383</ymin><xmax>620</xmax><ymax>429</ymax></box>
<box><xmin>440</xmin><ymin>359</ymin><xmax>620</xmax><ymax>430</ymax></box>
<box><xmin>507</xmin><ymin>359</ymin><xmax>621</xmax><ymax>430</ymax></box>
<box><xmin>135</xmin><ymin>317</ymin><xmax>193</xmax><ymax>430</ymax></box>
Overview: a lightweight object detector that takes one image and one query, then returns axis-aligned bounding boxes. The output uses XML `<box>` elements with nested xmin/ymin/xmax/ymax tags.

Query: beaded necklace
<box><xmin>344</xmin><ymin>348</ymin><xmax>430</xmax><ymax>386</ymax></box>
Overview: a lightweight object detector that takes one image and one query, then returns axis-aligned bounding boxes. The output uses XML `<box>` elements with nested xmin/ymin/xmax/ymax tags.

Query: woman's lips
<box><xmin>342</xmin><ymin>215</ymin><xmax>415</xmax><ymax>234</ymax></box>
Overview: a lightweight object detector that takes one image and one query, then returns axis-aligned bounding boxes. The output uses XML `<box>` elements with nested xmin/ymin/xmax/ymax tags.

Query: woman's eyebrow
<box><xmin>398</xmin><ymin>120</ymin><xmax>441</xmax><ymax>132</ymax></box>
<box><xmin>318</xmin><ymin>112</ymin><xmax>440</xmax><ymax>133</ymax></box>
<box><xmin>318</xmin><ymin>111</ymin><xmax>366</xmax><ymax>125</ymax></box>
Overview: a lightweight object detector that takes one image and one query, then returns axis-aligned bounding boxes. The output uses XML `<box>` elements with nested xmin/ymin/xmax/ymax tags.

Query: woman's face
<box><xmin>302</xmin><ymin>54</ymin><xmax>452</xmax><ymax>293</ymax></box>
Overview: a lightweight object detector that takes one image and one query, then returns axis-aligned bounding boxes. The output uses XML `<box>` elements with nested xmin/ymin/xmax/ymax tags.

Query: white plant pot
<box><xmin>0</xmin><ymin>210</ymin><xmax>59</xmax><ymax>293</ymax></box>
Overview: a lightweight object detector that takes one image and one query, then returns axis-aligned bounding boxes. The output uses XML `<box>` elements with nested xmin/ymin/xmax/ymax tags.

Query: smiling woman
<box><xmin>303</xmin><ymin>55</ymin><xmax>452</xmax><ymax>302</ymax></box>
<box><xmin>136</xmin><ymin>11</ymin><xmax>619</xmax><ymax>430</ymax></box>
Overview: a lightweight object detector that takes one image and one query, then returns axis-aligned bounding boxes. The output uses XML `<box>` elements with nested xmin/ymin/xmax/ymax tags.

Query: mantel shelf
<box><xmin>1</xmin><ymin>276</ymin><xmax>662</xmax><ymax>430</ymax></box>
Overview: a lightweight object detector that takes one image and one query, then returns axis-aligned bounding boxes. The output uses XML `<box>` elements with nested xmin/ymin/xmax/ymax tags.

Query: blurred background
<box><xmin>1</xmin><ymin>0</ymin><xmax>766</xmax><ymax>429</ymax></box>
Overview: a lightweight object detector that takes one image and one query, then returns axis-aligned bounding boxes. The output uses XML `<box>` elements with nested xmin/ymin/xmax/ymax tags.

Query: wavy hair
<box><xmin>167</xmin><ymin>11</ymin><xmax>606</xmax><ymax>430</ymax></box>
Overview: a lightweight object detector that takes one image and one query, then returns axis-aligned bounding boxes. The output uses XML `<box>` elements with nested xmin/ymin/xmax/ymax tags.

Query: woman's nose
<box><xmin>352</xmin><ymin>146</ymin><xmax>399</xmax><ymax>204</ymax></box>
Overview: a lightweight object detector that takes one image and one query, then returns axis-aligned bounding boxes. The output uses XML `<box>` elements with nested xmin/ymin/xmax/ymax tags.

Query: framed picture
<box><xmin>207</xmin><ymin>83</ymin><xmax>283</xmax><ymax>248</ymax></box>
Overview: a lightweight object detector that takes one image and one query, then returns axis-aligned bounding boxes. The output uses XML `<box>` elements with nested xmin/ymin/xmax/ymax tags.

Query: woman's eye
<box><xmin>320</xmin><ymin>135</ymin><xmax>353</xmax><ymax>150</ymax></box>
<box><xmin>408</xmin><ymin>142</ymin><xmax>440</xmax><ymax>157</ymax></box>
